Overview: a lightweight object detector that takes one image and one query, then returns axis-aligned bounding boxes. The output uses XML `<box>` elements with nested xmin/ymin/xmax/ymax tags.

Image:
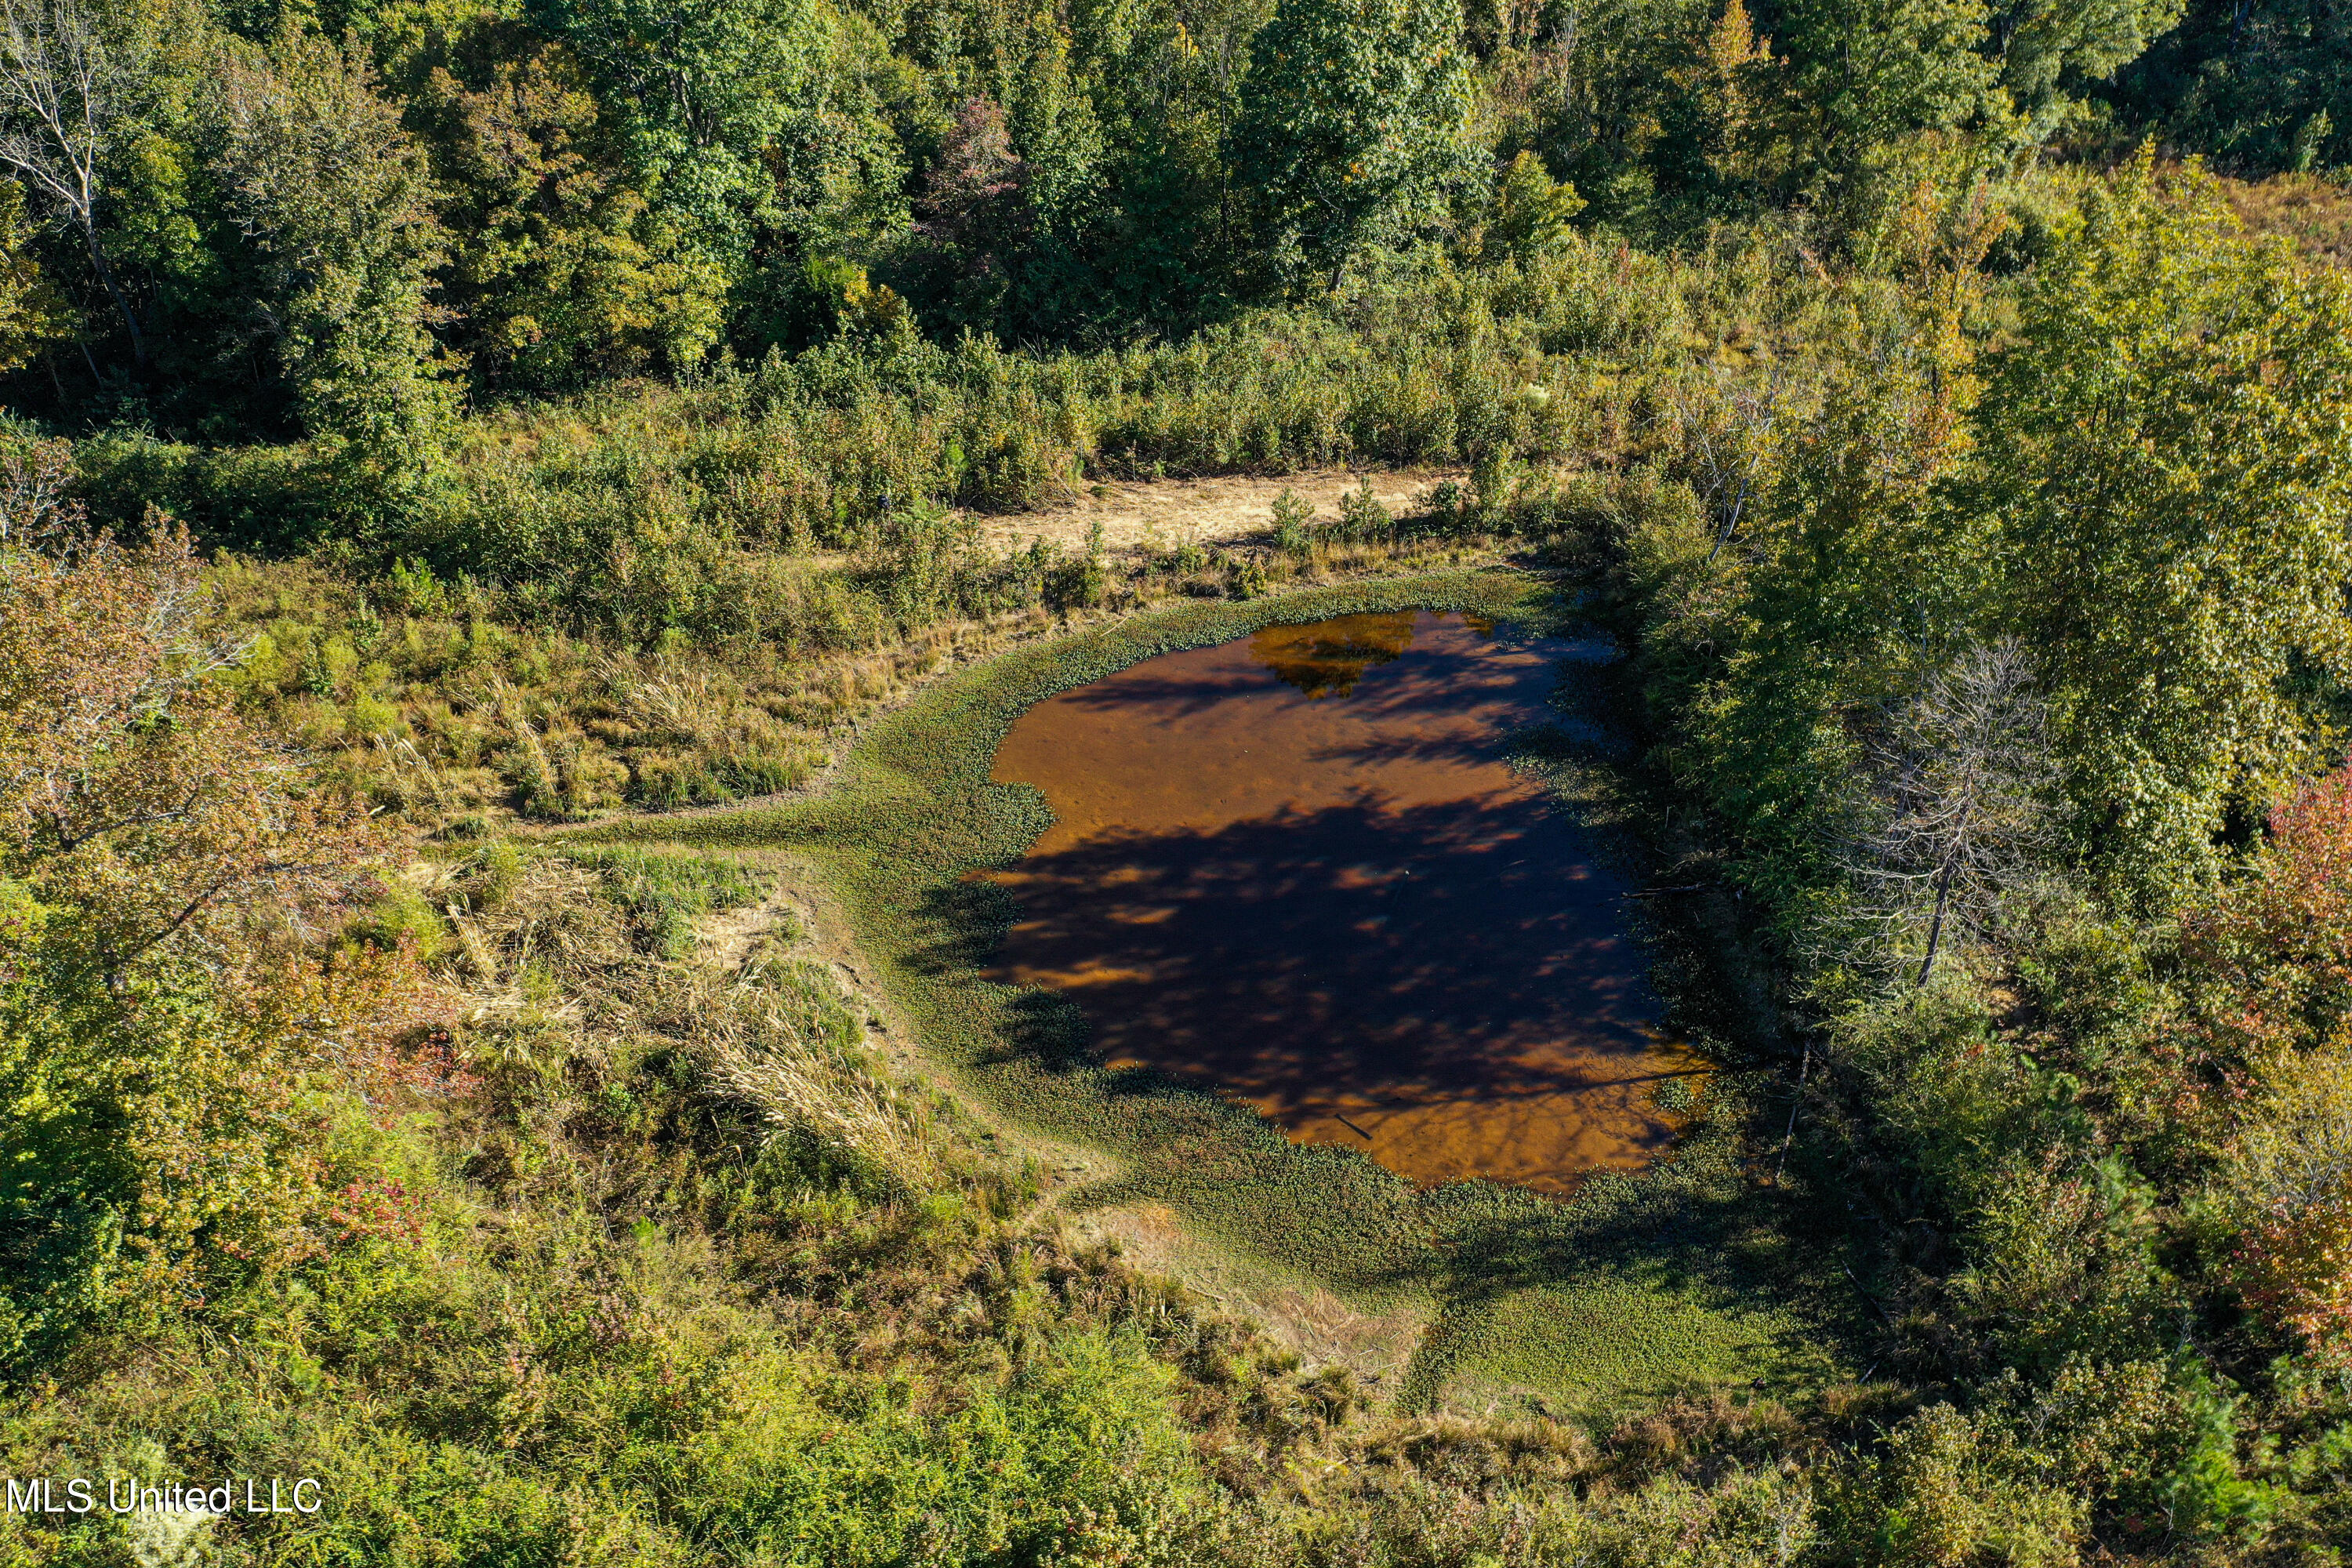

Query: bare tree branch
<box><xmin>1679</xmin><ymin>368</ymin><xmax>1786</xmax><ymax>564</ymax></box>
<box><xmin>1845</xmin><ymin>638</ymin><xmax>2056</xmax><ymax>985</ymax></box>
<box><xmin>0</xmin><ymin>0</ymin><xmax>143</xmax><ymax>368</ymax></box>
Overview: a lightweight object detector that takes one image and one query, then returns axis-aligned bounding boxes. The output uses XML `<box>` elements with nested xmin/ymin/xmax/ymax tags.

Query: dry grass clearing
<box><xmin>2222</xmin><ymin>172</ymin><xmax>2352</xmax><ymax>267</ymax></box>
<box><xmin>967</xmin><ymin>466</ymin><xmax>1468</xmax><ymax>557</ymax></box>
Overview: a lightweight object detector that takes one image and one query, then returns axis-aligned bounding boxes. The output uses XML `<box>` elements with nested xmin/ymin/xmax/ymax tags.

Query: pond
<box><xmin>982</xmin><ymin>610</ymin><xmax>1703</xmax><ymax>1197</ymax></box>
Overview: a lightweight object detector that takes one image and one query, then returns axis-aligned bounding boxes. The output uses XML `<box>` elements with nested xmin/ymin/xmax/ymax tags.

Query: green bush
<box><xmin>347</xmin><ymin>884</ymin><xmax>454</xmax><ymax>961</ymax></box>
<box><xmin>1818</xmin><ymin>1403</ymin><xmax>2088</xmax><ymax>1567</ymax></box>
<box><xmin>564</xmin><ymin>847</ymin><xmax>765</xmax><ymax>957</ymax></box>
<box><xmin>1270</xmin><ymin>488</ymin><xmax>1316</xmax><ymax>559</ymax></box>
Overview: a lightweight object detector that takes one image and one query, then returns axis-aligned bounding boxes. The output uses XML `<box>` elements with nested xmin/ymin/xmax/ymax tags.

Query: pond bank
<box><xmin>576</xmin><ymin>570</ymin><xmax>1857</xmax><ymax>1415</ymax></box>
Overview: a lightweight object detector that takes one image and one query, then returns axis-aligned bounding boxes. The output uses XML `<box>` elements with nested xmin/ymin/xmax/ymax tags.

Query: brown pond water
<box><xmin>983</xmin><ymin>611</ymin><xmax>1704</xmax><ymax>1196</ymax></box>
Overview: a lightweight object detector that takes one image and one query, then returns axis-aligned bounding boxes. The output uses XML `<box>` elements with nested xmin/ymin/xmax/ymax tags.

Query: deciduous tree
<box><xmin>1973</xmin><ymin>150</ymin><xmax>2352</xmax><ymax>898</ymax></box>
<box><xmin>2190</xmin><ymin>769</ymin><xmax>2352</xmax><ymax>1367</ymax></box>
<box><xmin>1767</xmin><ymin>0</ymin><xmax>1997</xmax><ymax>189</ymax></box>
<box><xmin>0</xmin><ymin>176</ymin><xmax>66</xmax><ymax>373</ymax></box>
<box><xmin>212</xmin><ymin>31</ymin><xmax>452</xmax><ymax>459</ymax></box>
<box><xmin>524</xmin><ymin>0</ymin><xmax>824</xmax><ymax>344</ymax></box>
<box><xmin>1229</xmin><ymin>0</ymin><xmax>1478</xmax><ymax>287</ymax></box>
<box><xmin>1483</xmin><ymin>148</ymin><xmax>1584</xmax><ymax>261</ymax></box>
<box><xmin>0</xmin><ymin>0</ymin><xmax>145</xmax><ymax>368</ymax></box>
<box><xmin>0</xmin><ymin>482</ymin><xmax>378</xmax><ymax>978</ymax></box>
<box><xmin>1985</xmin><ymin>0</ymin><xmax>2184</xmax><ymax>142</ymax></box>
<box><xmin>411</xmin><ymin>33</ymin><xmax>717</xmax><ymax>390</ymax></box>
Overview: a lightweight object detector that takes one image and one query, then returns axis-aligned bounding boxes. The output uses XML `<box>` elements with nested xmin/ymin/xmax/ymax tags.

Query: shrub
<box><xmin>1818</xmin><ymin>1403</ymin><xmax>2087</xmax><ymax>1567</ymax></box>
<box><xmin>1270</xmin><ymin>488</ymin><xmax>1316</xmax><ymax>558</ymax></box>
<box><xmin>347</xmin><ymin>884</ymin><xmax>454</xmax><ymax>962</ymax></box>
<box><xmin>564</xmin><ymin>846</ymin><xmax>764</xmax><ymax>957</ymax></box>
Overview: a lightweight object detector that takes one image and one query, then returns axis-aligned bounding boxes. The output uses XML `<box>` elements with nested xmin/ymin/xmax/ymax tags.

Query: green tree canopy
<box><xmin>523</xmin><ymin>0</ymin><xmax>825</xmax><ymax>331</ymax></box>
<box><xmin>1768</xmin><ymin>0</ymin><xmax>1997</xmax><ymax>188</ymax></box>
<box><xmin>1228</xmin><ymin>0</ymin><xmax>1477</xmax><ymax>287</ymax></box>
<box><xmin>212</xmin><ymin>31</ymin><xmax>452</xmax><ymax>458</ymax></box>
<box><xmin>1973</xmin><ymin>151</ymin><xmax>2352</xmax><ymax>897</ymax></box>
<box><xmin>1985</xmin><ymin>0</ymin><xmax>2185</xmax><ymax>141</ymax></box>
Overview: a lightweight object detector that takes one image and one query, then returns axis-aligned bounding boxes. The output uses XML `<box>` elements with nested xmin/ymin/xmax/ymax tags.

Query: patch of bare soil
<box><xmin>969</xmin><ymin>466</ymin><xmax>1467</xmax><ymax>558</ymax></box>
<box><xmin>1065</xmin><ymin>1202</ymin><xmax>1428</xmax><ymax>1389</ymax></box>
<box><xmin>698</xmin><ymin>887</ymin><xmax>803</xmax><ymax>975</ymax></box>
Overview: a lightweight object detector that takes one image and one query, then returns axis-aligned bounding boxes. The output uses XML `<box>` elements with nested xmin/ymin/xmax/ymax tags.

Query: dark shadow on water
<box><xmin>1304</xmin><ymin>728</ymin><xmax>1544</xmax><ymax>770</ymax></box>
<box><xmin>984</xmin><ymin>797</ymin><xmax>1650</xmax><ymax>1099</ymax></box>
<box><xmin>1051</xmin><ymin>670</ymin><xmax>1281</xmax><ymax>720</ymax></box>
<box><xmin>1053</xmin><ymin>612</ymin><xmax>1527</xmax><ymax>718</ymax></box>
<box><xmin>978</xmin><ymin>793</ymin><xmax>1686</xmax><ymax>1189</ymax></box>
<box><xmin>974</xmin><ymin>608</ymin><xmax>1701</xmax><ymax>1194</ymax></box>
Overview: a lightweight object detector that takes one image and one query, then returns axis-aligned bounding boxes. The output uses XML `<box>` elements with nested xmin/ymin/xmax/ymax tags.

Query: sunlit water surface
<box><xmin>983</xmin><ymin>610</ymin><xmax>1701</xmax><ymax>1196</ymax></box>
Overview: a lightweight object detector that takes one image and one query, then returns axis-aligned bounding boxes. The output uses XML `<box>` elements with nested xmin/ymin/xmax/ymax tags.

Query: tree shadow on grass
<box><xmin>897</xmin><ymin>874</ymin><xmax>1102</xmax><ymax>1073</ymax></box>
<box><xmin>1384</xmin><ymin>1136</ymin><xmax>1868</xmax><ymax>1405</ymax></box>
<box><xmin>903</xmin><ymin>875</ymin><xmax>1023</xmax><ymax>978</ymax></box>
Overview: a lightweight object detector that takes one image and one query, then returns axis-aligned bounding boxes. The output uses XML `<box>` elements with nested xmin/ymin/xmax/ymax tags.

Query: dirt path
<box><xmin>620</xmin><ymin>475</ymin><xmax>1495</xmax><ymax>1389</ymax></box>
<box><xmin>694</xmin><ymin>852</ymin><xmax>1433</xmax><ymax>1388</ymax></box>
<box><xmin>969</xmin><ymin>466</ymin><xmax>1466</xmax><ymax>557</ymax></box>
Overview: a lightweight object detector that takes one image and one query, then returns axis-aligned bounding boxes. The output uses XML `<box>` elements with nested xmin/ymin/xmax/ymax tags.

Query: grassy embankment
<box><xmin>125</xmin><ymin>227</ymin><xmax>1856</xmax><ymax>833</ymax></box>
<box><xmin>572</xmin><ymin>568</ymin><xmax>1862</xmax><ymax>1414</ymax></box>
<box><xmin>2</xmin><ymin>833</ymin><xmax>1385</xmax><ymax>1564</ymax></box>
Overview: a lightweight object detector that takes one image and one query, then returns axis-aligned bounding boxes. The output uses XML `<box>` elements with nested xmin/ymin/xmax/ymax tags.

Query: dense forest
<box><xmin>0</xmin><ymin>0</ymin><xmax>2339</xmax><ymax>438</ymax></box>
<box><xmin>2</xmin><ymin>0</ymin><xmax>2351</xmax><ymax>1559</ymax></box>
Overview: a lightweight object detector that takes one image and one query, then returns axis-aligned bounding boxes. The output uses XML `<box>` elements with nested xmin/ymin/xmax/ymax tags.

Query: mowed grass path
<box><xmin>574</xmin><ymin>571</ymin><xmax>1857</xmax><ymax>1414</ymax></box>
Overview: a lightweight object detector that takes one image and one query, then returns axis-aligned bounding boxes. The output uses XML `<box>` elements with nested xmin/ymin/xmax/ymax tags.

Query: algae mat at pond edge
<box><xmin>983</xmin><ymin>610</ymin><xmax>1705</xmax><ymax>1196</ymax></box>
<box><xmin>581</xmin><ymin>573</ymin><xmax>1852</xmax><ymax>1413</ymax></box>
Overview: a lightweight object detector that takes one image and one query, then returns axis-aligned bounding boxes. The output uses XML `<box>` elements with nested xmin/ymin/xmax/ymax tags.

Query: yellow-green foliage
<box><xmin>579</xmin><ymin>574</ymin><xmax>1854</xmax><ymax>1414</ymax></box>
<box><xmin>0</xmin><ymin>874</ymin><xmax>418</xmax><ymax>1364</ymax></box>
<box><xmin>207</xmin><ymin>554</ymin><xmax>835</xmax><ymax>824</ymax></box>
<box><xmin>345</xmin><ymin>884</ymin><xmax>454</xmax><ymax>961</ymax></box>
